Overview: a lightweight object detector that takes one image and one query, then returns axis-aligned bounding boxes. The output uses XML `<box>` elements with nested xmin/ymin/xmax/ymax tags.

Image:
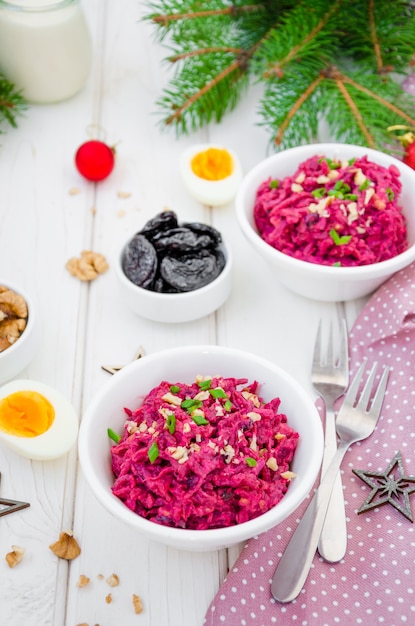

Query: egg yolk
<box><xmin>0</xmin><ymin>390</ymin><xmax>55</xmax><ymax>438</ymax></box>
<box><xmin>191</xmin><ymin>148</ymin><xmax>233</xmax><ymax>181</ymax></box>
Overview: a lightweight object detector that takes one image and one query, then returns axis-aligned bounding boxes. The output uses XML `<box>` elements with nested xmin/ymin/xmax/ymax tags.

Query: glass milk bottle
<box><xmin>0</xmin><ymin>0</ymin><xmax>92</xmax><ymax>103</ymax></box>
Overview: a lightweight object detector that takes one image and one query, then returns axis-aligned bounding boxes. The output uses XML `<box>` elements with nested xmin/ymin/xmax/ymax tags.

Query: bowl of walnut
<box><xmin>0</xmin><ymin>282</ymin><xmax>39</xmax><ymax>385</ymax></box>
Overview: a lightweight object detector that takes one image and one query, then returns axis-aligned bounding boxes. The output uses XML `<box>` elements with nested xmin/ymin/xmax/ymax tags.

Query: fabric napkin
<box><xmin>204</xmin><ymin>262</ymin><xmax>415</xmax><ymax>626</ymax></box>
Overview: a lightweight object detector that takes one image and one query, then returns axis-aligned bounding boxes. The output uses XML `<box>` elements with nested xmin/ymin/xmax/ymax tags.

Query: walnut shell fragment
<box><xmin>77</xmin><ymin>574</ymin><xmax>90</xmax><ymax>588</ymax></box>
<box><xmin>132</xmin><ymin>594</ymin><xmax>144</xmax><ymax>614</ymax></box>
<box><xmin>106</xmin><ymin>573</ymin><xmax>120</xmax><ymax>587</ymax></box>
<box><xmin>0</xmin><ymin>286</ymin><xmax>28</xmax><ymax>353</ymax></box>
<box><xmin>49</xmin><ymin>530</ymin><xmax>81</xmax><ymax>560</ymax></box>
<box><xmin>66</xmin><ymin>250</ymin><xmax>109</xmax><ymax>281</ymax></box>
<box><xmin>5</xmin><ymin>545</ymin><xmax>25</xmax><ymax>568</ymax></box>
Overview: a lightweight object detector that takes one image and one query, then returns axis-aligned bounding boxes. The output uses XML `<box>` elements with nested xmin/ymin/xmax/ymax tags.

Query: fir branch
<box><xmin>0</xmin><ymin>74</ymin><xmax>27</xmax><ymax>134</ymax></box>
<box><xmin>150</xmin><ymin>3</ymin><xmax>264</xmax><ymax>24</ymax></box>
<box><xmin>145</xmin><ymin>0</ymin><xmax>415</xmax><ymax>152</ymax></box>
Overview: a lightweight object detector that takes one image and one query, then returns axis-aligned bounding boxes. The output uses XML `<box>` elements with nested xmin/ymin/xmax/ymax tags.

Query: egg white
<box><xmin>180</xmin><ymin>144</ymin><xmax>242</xmax><ymax>206</ymax></box>
<box><xmin>0</xmin><ymin>379</ymin><xmax>79</xmax><ymax>461</ymax></box>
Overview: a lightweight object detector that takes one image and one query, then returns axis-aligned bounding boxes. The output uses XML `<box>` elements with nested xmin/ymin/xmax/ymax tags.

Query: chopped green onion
<box><xmin>197</xmin><ymin>379</ymin><xmax>212</xmax><ymax>390</ymax></box>
<box><xmin>330</xmin><ymin>229</ymin><xmax>352</xmax><ymax>246</ymax></box>
<box><xmin>181</xmin><ymin>398</ymin><xmax>203</xmax><ymax>413</ymax></box>
<box><xmin>386</xmin><ymin>187</ymin><xmax>394</xmax><ymax>201</ymax></box>
<box><xmin>245</xmin><ymin>457</ymin><xmax>257</xmax><ymax>467</ymax></box>
<box><xmin>325</xmin><ymin>158</ymin><xmax>341</xmax><ymax>169</ymax></box>
<box><xmin>148</xmin><ymin>441</ymin><xmax>159</xmax><ymax>464</ymax></box>
<box><xmin>344</xmin><ymin>193</ymin><xmax>358</xmax><ymax>201</ymax></box>
<box><xmin>332</xmin><ymin>261</ymin><xmax>342</xmax><ymax>267</ymax></box>
<box><xmin>166</xmin><ymin>413</ymin><xmax>176</xmax><ymax>434</ymax></box>
<box><xmin>107</xmin><ymin>428</ymin><xmax>121</xmax><ymax>444</ymax></box>
<box><xmin>348</xmin><ymin>158</ymin><xmax>356</xmax><ymax>165</ymax></box>
<box><xmin>224</xmin><ymin>400</ymin><xmax>233</xmax><ymax>412</ymax></box>
<box><xmin>269</xmin><ymin>179</ymin><xmax>279</xmax><ymax>189</ymax></box>
<box><xmin>170</xmin><ymin>385</ymin><xmax>180</xmax><ymax>393</ymax></box>
<box><xmin>191</xmin><ymin>414</ymin><xmax>209</xmax><ymax>426</ymax></box>
<box><xmin>358</xmin><ymin>179</ymin><xmax>370</xmax><ymax>191</ymax></box>
<box><xmin>210</xmin><ymin>387</ymin><xmax>227</xmax><ymax>399</ymax></box>
<box><xmin>311</xmin><ymin>187</ymin><xmax>326</xmax><ymax>198</ymax></box>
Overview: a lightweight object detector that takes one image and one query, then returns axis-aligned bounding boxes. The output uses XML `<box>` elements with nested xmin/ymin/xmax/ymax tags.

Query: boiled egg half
<box><xmin>180</xmin><ymin>144</ymin><xmax>242</xmax><ymax>206</ymax></box>
<box><xmin>0</xmin><ymin>379</ymin><xmax>78</xmax><ymax>460</ymax></box>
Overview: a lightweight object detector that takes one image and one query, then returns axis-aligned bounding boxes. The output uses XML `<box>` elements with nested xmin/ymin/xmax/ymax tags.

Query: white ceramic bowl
<box><xmin>0</xmin><ymin>281</ymin><xmax>39</xmax><ymax>386</ymax></box>
<box><xmin>235</xmin><ymin>143</ymin><xmax>415</xmax><ymax>301</ymax></box>
<box><xmin>114</xmin><ymin>235</ymin><xmax>233</xmax><ymax>323</ymax></box>
<box><xmin>78</xmin><ymin>345</ymin><xmax>323</xmax><ymax>552</ymax></box>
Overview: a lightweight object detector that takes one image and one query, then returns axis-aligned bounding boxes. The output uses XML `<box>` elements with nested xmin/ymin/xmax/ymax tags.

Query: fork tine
<box><xmin>313</xmin><ymin>320</ymin><xmax>323</xmax><ymax>367</ymax></box>
<box><xmin>356</xmin><ymin>361</ymin><xmax>378</xmax><ymax>410</ymax></box>
<box><xmin>343</xmin><ymin>360</ymin><xmax>367</xmax><ymax>407</ymax></box>
<box><xmin>326</xmin><ymin>321</ymin><xmax>335</xmax><ymax>367</ymax></box>
<box><xmin>338</xmin><ymin>318</ymin><xmax>348</xmax><ymax>373</ymax></box>
<box><xmin>365</xmin><ymin>365</ymin><xmax>390</xmax><ymax>417</ymax></box>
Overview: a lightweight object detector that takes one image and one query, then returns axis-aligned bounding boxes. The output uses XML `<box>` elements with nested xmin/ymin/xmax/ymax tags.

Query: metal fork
<box><xmin>271</xmin><ymin>360</ymin><xmax>389</xmax><ymax>603</ymax></box>
<box><xmin>312</xmin><ymin>316</ymin><xmax>349</xmax><ymax>562</ymax></box>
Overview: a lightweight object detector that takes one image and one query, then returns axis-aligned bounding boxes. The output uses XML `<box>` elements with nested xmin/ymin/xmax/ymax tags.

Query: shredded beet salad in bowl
<box><xmin>110</xmin><ymin>376</ymin><xmax>299</xmax><ymax>530</ymax></box>
<box><xmin>254</xmin><ymin>154</ymin><xmax>408</xmax><ymax>267</ymax></box>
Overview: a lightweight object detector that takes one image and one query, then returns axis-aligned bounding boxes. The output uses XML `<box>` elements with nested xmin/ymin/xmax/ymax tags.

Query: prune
<box><xmin>140</xmin><ymin>210</ymin><xmax>178</xmax><ymax>241</ymax></box>
<box><xmin>122</xmin><ymin>234</ymin><xmax>157</xmax><ymax>288</ymax></box>
<box><xmin>122</xmin><ymin>212</ymin><xmax>226</xmax><ymax>294</ymax></box>
<box><xmin>152</xmin><ymin>227</ymin><xmax>212</xmax><ymax>254</ymax></box>
<box><xmin>182</xmin><ymin>222</ymin><xmax>222</xmax><ymax>247</ymax></box>
<box><xmin>160</xmin><ymin>250</ymin><xmax>223</xmax><ymax>292</ymax></box>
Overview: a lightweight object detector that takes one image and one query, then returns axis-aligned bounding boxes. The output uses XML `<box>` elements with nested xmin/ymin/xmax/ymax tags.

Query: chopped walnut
<box><xmin>105</xmin><ymin>593</ymin><xmax>112</xmax><ymax>604</ymax></box>
<box><xmin>106</xmin><ymin>573</ymin><xmax>120</xmax><ymax>587</ymax></box>
<box><xmin>77</xmin><ymin>575</ymin><xmax>90</xmax><ymax>588</ymax></box>
<box><xmin>266</xmin><ymin>457</ymin><xmax>279</xmax><ymax>471</ymax></box>
<box><xmin>66</xmin><ymin>250</ymin><xmax>109</xmax><ymax>281</ymax></box>
<box><xmin>132</xmin><ymin>594</ymin><xmax>144</xmax><ymax>614</ymax></box>
<box><xmin>281</xmin><ymin>470</ymin><xmax>297</xmax><ymax>480</ymax></box>
<box><xmin>5</xmin><ymin>545</ymin><xmax>25</xmax><ymax>568</ymax></box>
<box><xmin>0</xmin><ymin>287</ymin><xmax>28</xmax><ymax>352</ymax></box>
<box><xmin>49</xmin><ymin>530</ymin><xmax>81</xmax><ymax>560</ymax></box>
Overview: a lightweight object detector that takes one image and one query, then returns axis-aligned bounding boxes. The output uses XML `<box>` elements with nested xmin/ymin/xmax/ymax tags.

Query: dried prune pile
<box><xmin>122</xmin><ymin>211</ymin><xmax>226</xmax><ymax>293</ymax></box>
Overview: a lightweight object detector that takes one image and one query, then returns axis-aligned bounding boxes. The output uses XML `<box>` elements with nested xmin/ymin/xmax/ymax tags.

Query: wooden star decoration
<box><xmin>0</xmin><ymin>473</ymin><xmax>30</xmax><ymax>517</ymax></box>
<box><xmin>353</xmin><ymin>451</ymin><xmax>415</xmax><ymax>522</ymax></box>
<box><xmin>101</xmin><ymin>346</ymin><xmax>145</xmax><ymax>375</ymax></box>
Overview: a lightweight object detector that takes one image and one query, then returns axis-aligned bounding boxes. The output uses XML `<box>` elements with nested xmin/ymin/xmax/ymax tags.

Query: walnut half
<box><xmin>0</xmin><ymin>286</ymin><xmax>28</xmax><ymax>353</ymax></box>
<box><xmin>66</xmin><ymin>250</ymin><xmax>109</xmax><ymax>282</ymax></box>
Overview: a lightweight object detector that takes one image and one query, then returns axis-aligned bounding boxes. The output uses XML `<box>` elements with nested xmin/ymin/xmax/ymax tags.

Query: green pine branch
<box><xmin>144</xmin><ymin>0</ymin><xmax>415</xmax><ymax>153</ymax></box>
<box><xmin>0</xmin><ymin>74</ymin><xmax>27</xmax><ymax>136</ymax></box>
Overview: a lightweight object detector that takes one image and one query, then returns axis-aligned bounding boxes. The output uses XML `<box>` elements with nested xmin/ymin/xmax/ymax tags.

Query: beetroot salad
<box><xmin>110</xmin><ymin>376</ymin><xmax>299</xmax><ymax>530</ymax></box>
<box><xmin>254</xmin><ymin>154</ymin><xmax>408</xmax><ymax>266</ymax></box>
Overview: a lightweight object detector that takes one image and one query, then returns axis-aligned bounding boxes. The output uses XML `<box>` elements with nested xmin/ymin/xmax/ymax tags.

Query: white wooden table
<box><xmin>0</xmin><ymin>2</ymin><xmax>367</xmax><ymax>624</ymax></box>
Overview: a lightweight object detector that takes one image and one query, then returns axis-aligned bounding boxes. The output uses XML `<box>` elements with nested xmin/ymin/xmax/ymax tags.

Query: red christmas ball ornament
<box><xmin>403</xmin><ymin>137</ymin><xmax>415</xmax><ymax>170</ymax></box>
<box><xmin>387</xmin><ymin>125</ymin><xmax>415</xmax><ymax>171</ymax></box>
<box><xmin>75</xmin><ymin>139</ymin><xmax>115</xmax><ymax>181</ymax></box>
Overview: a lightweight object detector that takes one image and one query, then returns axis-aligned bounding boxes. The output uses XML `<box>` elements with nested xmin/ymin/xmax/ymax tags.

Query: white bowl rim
<box><xmin>78</xmin><ymin>344</ymin><xmax>323</xmax><ymax>547</ymax></box>
<box><xmin>236</xmin><ymin>142</ymin><xmax>415</xmax><ymax>279</ymax></box>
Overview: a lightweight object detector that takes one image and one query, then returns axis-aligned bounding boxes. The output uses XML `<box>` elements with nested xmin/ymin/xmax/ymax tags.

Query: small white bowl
<box><xmin>0</xmin><ymin>281</ymin><xmax>39</xmax><ymax>386</ymax></box>
<box><xmin>180</xmin><ymin>144</ymin><xmax>243</xmax><ymax>206</ymax></box>
<box><xmin>115</xmin><ymin>235</ymin><xmax>233</xmax><ymax>323</ymax></box>
<box><xmin>235</xmin><ymin>143</ymin><xmax>415</xmax><ymax>301</ymax></box>
<box><xmin>78</xmin><ymin>345</ymin><xmax>323</xmax><ymax>552</ymax></box>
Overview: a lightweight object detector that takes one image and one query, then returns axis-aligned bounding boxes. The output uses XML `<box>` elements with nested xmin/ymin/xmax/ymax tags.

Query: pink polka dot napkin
<box><xmin>204</xmin><ymin>263</ymin><xmax>415</xmax><ymax>626</ymax></box>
